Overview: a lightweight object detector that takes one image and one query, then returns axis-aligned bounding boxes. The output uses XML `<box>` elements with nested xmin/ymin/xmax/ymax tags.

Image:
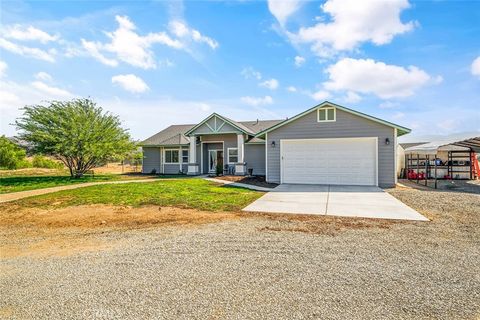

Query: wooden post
<box><xmin>405</xmin><ymin>154</ymin><xmax>408</xmax><ymax>180</ymax></box>
<box><xmin>470</xmin><ymin>150</ymin><xmax>473</xmax><ymax>180</ymax></box>
<box><xmin>416</xmin><ymin>154</ymin><xmax>420</xmax><ymax>184</ymax></box>
<box><xmin>425</xmin><ymin>155</ymin><xmax>428</xmax><ymax>186</ymax></box>
<box><xmin>434</xmin><ymin>154</ymin><xmax>437</xmax><ymax>189</ymax></box>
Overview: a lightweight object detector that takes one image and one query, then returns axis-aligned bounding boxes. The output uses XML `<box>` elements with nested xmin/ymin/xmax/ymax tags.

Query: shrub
<box><xmin>0</xmin><ymin>136</ymin><xmax>27</xmax><ymax>169</ymax></box>
<box><xmin>32</xmin><ymin>155</ymin><xmax>63</xmax><ymax>169</ymax></box>
<box><xmin>16</xmin><ymin>159</ymin><xmax>33</xmax><ymax>169</ymax></box>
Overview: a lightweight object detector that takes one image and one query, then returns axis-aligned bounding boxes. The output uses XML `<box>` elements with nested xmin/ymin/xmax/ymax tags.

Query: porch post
<box><xmin>187</xmin><ymin>136</ymin><xmax>199</xmax><ymax>175</ymax></box>
<box><xmin>235</xmin><ymin>133</ymin><xmax>246</xmax><ymax>175</ymax></box>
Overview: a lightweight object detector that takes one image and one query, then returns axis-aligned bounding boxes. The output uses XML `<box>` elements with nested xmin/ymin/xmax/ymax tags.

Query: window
<box><xmin>165</xmin><ymin>150</ymin><xmax>179</xmax><ymax>163</ymax></box>
<box><xmin>182</xmin><ymin>150</ymin><xmax>189</xmax><ymax>163</ymax></box>
<box><xmin>318</xmin><ymin>107</ymin><xmax>336</xmax><ymax>122</ymax></box>
<box><xmin>228</xmin><ymin>148</ymin><xmax>238</xmax><ymax>164</ymax></box>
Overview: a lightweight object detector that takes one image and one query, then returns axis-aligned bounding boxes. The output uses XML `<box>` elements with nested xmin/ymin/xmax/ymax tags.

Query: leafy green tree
<box><xmin>0</xmin><ymin>136</ymin><xmax>27</xmax><ymax>169</ymax></box>
<box><xmin>16</xmin><ymin>99</ymin><xmax>134</xmax><ymax>177</ymax></box>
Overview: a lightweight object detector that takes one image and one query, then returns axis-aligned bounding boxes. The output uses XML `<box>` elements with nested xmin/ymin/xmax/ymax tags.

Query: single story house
<box><xmin>141</xmin><ymin>101</ymin><xmax>411</xmax><ymax>188</ymax></box>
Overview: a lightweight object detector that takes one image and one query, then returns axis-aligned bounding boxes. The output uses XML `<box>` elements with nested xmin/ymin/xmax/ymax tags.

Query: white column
<box><xmin>187</xmin><ymin>136</ymin><xmax>199</xmax><ymax>175</ymax></box>
<box><xmin>179</xmin><ymin>146</ymin><xmax>182</xmax><ymax>172</ymax></box>
<box><xmin>237</xmin><ymin>134</ymin><xmax>244</xmax><ymax>163</ymax></box>
<box><xmin>235</xmin><ymin>133</ymin><xmax>245</xmax><ymax>175</ymax></box>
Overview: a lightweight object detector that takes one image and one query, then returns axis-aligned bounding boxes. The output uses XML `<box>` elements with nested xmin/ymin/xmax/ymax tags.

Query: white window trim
<box><xmin>317</xmin><ymin>107</ymin><xmax>336</xmax><ymax>122</ymax></box>
<box><xmin>164</xmin><ymin>148</ymin><xmax>180</xmax><ymax>164</ymax></box>
<box><xmin>181</xmin><ymin>149</ymin><xmax>189</xmax><ymax>163</ymax></box>
<box><xmin>227</xmin><ymin>147</ymin><xmax>238</xmax><ymax>164</ymax></box>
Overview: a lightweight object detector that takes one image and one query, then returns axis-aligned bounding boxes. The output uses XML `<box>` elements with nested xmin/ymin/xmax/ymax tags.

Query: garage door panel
<box><xmin>281</xmin><ymin>138</ymin><xmax>377</xmax><ymax>186</ymax></box>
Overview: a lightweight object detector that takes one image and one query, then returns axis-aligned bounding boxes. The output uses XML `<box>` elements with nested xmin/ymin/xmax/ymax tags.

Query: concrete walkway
<box><xmin>243</xmin><ymin>184</ymin><xmax>428</xmax><ymax>221</ymax></box>
<box><xmin>0</xmin><ymin>178</ymin><xmax>167</xmax><ymax>203</ymax></box>
<box><xmin>203</xmin><ymin>177</ymin><xmax>273</xmax><ymax>192</ymax></box>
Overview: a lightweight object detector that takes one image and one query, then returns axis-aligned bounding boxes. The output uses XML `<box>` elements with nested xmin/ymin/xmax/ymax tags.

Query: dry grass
<box><xmin>257</xmin><ymin>212</ymin><xmax>401</xmax><ymax>235</ymax></box>
<box><xmin>0</xmin><ymin>204</ymin><xmax>242</xmax><ymax>258</ymax></box>
<box><xmin>0</xmin><ymin>204</ymin><xmax>241</xmax><ymax>229</ymax></box>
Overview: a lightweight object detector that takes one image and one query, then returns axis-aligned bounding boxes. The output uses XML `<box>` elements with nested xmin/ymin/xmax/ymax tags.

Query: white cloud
<box><xmin>391</xmin><ymin>111</ymin><xmax>405</xmax><ymax>120</ymax></box>
<box><xmin>158</xmin><ymin>58</ymin><xmax>175</xmax><ymax>68</ymax></box>
<box><xmin>34</xmin><ymin>72</ymin><xmax>52</xmax><ymax>82</ymax></box>
<box><xmin>241</xmin><ymin>67</ymin><xmax>262</xmax><ymax>80</ymax></box>
<box><xmin>379</xmin><ymin>101</ymin><xmax>400</xmax><ymax>109</ymax></box>
<box><xmin>0</xmin><ymin>90</ymin><xmax>20</xmax><ymax>106</ymax></box>
<box><xmin>2</xmin><ymin>25</ymin><xmax>58</xmax><ymax>43</ymax></box>
<box><xmin>343</xmin><ymin>91</ymin><xmax>361</xmax><ymax>103</ymax></box>
<box><xmin>169</xmin><ymin>20</ymin><xmax>218</xmax><ymax>49</ymax></box>
<box><xmin>287</xmin><ymin>86</ymin><xmax>297</xmax><ymax>92</ymax></box>
<box><xmin>310</xmin><ymin>90</ymin><xmax>331</xmax><ymax>101</ymax></box>
<box><xmin>259</xmin><ymin>78</ymin><xmax>279</xmax><ymax>90</ymax></box>
<box><xmin>81</xmin><ymin>39</ymin><xmax>118</xmax><ymax>67</ymax></box>
<box><xmin>324</xmin><ymin>58</ymin><xmax>431</xmax><ymax>99</ymax></box>
<box><xmin>267</xmin><ymin>0</ymin><xmax>303</xmax><ymax>26</ymax></box>
<box><xmin>0</xmin><ymin>38</ymin><xmax>55</xmax><ymax>62</ymax></box>
<box><xmin>81</xmin><ymin>15</ymin><xmax>184</xmax><ymax>69</ymax></box>
<box><xmin>471</xmin><ymin>56</ymin><xmax>480</xmax><ymax>78</ymax></box>
<box><xmin>80</xmin><ymin>16</ymin><xmax>218</xmax><ymax>69</ymax></box>
<box><xmin>241</xmin><ymin>95</ymin><xmax>274</xmax><ymax>106</ymax></box>
<box><xmin>112</xmin><ymin>74</ymin><xmax>150</xmax><ymax>93</ymax></box>
<box><xmin>294</xmin><ymin>55</ymin><xmax>305</xmax><ymax>67</ymax></box>
<box><xmin>31</xmin><ymin>81</ymin><xmax>72</xmax><ymax>98</ymax></box>
<box><xmin>0</xmin><ymin>61</ymin><xmax>7</xmax><ymax>78</ymax></box>
<box><xmin>293</xmin><ymin>0</ymin><xmax>415</xmax><ymax>57</ymax></box>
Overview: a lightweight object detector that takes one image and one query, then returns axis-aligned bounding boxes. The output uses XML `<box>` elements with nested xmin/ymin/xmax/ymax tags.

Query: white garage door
<box><xmin>281</xmin><ymin>137</ymin><xmax>377</xmax><ymax>186</ymax></box>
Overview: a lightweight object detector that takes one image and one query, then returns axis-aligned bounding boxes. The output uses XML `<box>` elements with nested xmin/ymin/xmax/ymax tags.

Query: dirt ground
<box><xmin>216</xmin><ymin>175</ymin><xmax>279</xmax><ymax>188</ymax></box>
<box><xmin>0</xmin><ymin>205</ymin><xmax>240</xmax><ymax>258</ymax></box>
<box><xmin>1</xmin><ymin>184</ymin><xmax>479</xmax><ymax>319</ymax></box>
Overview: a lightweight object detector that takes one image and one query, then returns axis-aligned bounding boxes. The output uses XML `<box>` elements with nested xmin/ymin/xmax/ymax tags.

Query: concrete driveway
<box><xmin>243</xmin><ymin>184</ymin><xmax>428</xmax><ymax>221</ymax></box>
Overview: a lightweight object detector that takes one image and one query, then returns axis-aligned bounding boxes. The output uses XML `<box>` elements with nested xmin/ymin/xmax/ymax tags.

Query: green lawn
<box><xmin>0</xmin><ymin>173</ymin><xmax>185</xmax><ymax>194</ymax></box>
<box><xmin>10</xmin><ymin>179</ymin><xmax>264</xmax><ymax>211</ymax></box>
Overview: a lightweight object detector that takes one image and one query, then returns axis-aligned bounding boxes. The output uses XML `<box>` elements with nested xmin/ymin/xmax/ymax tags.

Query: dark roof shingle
<box><xmin>141</xmin><ymin>118</ymin><xmax>283</xmax><ymax>146</ymax></box>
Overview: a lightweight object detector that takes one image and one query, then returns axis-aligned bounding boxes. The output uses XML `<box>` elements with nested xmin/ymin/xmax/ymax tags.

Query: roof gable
<box><xmin>185</xmin><ymin>113</ymin><xmax>255</xmax><ymax>136</ymax></box>
<box><xmin>255</xmin><ymin>101</ymin><xmax>411</xmax><ymax>137</ymax></box>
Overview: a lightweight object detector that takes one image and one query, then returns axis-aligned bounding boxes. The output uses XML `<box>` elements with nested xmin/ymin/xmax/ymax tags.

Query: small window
<box><xmin>228</xmin><ymin>148</ymin><xmax>238</xmax><ymax>164</ymax></box>
<box><xmin>318</xmin><ymin>107</ymin><xmax>336</xmax><ymax>122</ymax></box>
<box><xmin>182</xmin><ymin>150</ymin><xmax>189</xmax><ymax>163</ymax></box>
<box><xmin>165</xmin><ymin>150</ymin><xmax>179</xmax><ymax>163</ymax></box>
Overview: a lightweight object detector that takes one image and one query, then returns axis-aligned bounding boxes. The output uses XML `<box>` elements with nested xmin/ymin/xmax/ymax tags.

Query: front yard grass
<box><xmin>7</xmin><ymin>179</ymin><xmax>264</xmax><ymax>211</ymax></box>
<box><xmin>0</xmin><ymin>171</ymin><xmax>185</xmax><ymax>194</ymax></box>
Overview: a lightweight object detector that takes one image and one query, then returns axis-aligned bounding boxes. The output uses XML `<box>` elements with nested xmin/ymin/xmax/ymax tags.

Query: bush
<box><xmin>16</xmin><ymin>159</ymin><xmax>33</xmax><ymax>169</ymax></box>
<box><xmin>0</xmin><ymin>136</ymin><xmax>27</xmax><ymax>169</ymax></box>
<box><xmin>32</xmin><ymin>155</ymin><xmax>63</xmax><ymax>169</ymax></box>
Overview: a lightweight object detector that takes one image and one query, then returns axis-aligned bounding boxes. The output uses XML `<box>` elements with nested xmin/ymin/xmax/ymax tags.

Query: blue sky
<box><xmin>1</xmin><ymin>0</ymin><xmax>479</xmax><ymax>141</ymax></box>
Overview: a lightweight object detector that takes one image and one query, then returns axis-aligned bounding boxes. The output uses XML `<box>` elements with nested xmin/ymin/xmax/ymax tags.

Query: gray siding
<box><xmin>142</xmin><ymin>147</ymin><xmax>160</xmax><ymax>174</ymax></box>
<box><xmin>164</xmin><ymin>164</ymin><xmax>181</xmax><ymax>174</ymax></box>
<box><xmin>245</xmin><ymin>144</ymin><xmax>266</xmax><ymax>176</ymax></box>
<box><xmin>267</xmin><ymin>108</ymin><xmax>395</xmax><ymax>187</ymax></box>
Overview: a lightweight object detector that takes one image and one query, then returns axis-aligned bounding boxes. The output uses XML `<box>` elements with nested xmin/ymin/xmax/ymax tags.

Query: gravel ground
<box><xmin>1</xmin><ymin>188</ymin><xmax>479</xmax><ymax>319</ymax></box>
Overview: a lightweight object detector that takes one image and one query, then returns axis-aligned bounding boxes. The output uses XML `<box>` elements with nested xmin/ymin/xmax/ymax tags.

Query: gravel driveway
<box><xmin>1</xmin><ymin>188</ymin><xmax>479</xmax><ymax>319</ymax></box>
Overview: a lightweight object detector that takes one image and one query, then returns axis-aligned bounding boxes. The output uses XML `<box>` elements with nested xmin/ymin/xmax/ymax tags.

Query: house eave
<box><xmin>255</xmin><ymin>101</ymin><xmax>411</xmax><ymax>138</ymax></box>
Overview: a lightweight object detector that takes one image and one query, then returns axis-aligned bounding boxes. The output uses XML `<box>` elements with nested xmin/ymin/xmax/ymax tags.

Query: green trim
<box><xmin>255</xmin><ymin>101</ymin><xmax>411</xmax><ymax>138</ymax></box>
<box><xmin>185</xmin><ymin>113</ymin><xmax>252</xmax><ymax>136</ymax></box>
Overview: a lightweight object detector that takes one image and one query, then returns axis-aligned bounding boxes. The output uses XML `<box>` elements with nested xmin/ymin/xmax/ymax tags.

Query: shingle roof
<box><xmin>238</xmin><ymin>119</ymin><xmax>283</xmax><ymax>134</ymax></box>
<box><xmin>141</xmin><ymin>118</ymin><xmax>283</xmax><ymax>146</ymax></box>
<box><xmin>141</xmin><ymin>124</ymin><xmax>194</xmax><ymax>146</ymax></box>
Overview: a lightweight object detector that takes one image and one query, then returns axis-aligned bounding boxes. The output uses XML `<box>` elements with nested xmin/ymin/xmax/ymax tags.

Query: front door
<box><xmin>208</xmin><ymin>150</ymin><xmax>224</xmax><ymax>173</ymax></box>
